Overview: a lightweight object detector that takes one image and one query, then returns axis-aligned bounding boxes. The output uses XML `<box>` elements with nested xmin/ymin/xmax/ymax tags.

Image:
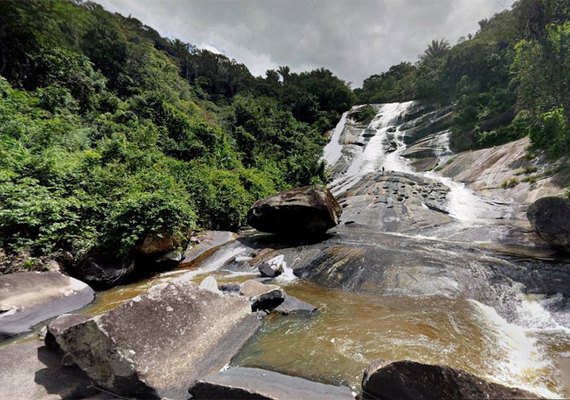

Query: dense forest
<box><xmin>355</xmin><ymin>0</ymin><xmax>570</xmax><ymax>154</ymax></box>
<box><xmin>0</xmin><ymin>0</ymin><xmax>353</xmax><ymax>262</ymax></box>
<box><xmin>0</xmin><ymin>0</ymin><xmax>568</xmax><ymax>266</ymax></box>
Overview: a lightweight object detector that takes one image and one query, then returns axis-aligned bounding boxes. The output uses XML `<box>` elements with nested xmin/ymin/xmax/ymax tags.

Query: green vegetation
<box><xmin>501</xmin><ymin>177</ymin><xmax>520</xmax><ymax>189</ymax></box>
<box><xmin>356</xmin><ymin>0</ymin><xmax>570</xmax><ymax>157</ymax></box>
<box><xmin>353</xmin><ymin>105</ymin><xmax>378</xmax><ymax>125</ymax></box>
<box><xmin>0</xmin><ymin>0</ymin><xmax>353</xmax><ymax>260</ymax></box>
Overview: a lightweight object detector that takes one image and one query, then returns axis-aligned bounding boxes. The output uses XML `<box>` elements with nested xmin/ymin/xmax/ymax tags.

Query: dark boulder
<box><xmin>360</xmin><ymin>360</ymin><xmax>544</xmax><ymax>400</ymax></box>
<box><xmin>247</xmin><ymin>186</ymin><xmax>342</xmax><ymax>236</ymax></box>
<box><xmin>51</xmin><ymin>277</ymin><xmax>262</xmax><ymax>399</ymax></box>
<box><xmin>527</xmin><ymin>197</ymin><xmax>570</xmax><ymax>252</ymax></box>
<box><xmin>190</xmin><ymin>367</ymin><xmax>354</xmax><ymax>400</ymax></box>
<box><xmin>273</xmin><ymin>294</ymin><xmax>318</xmax><ymax>316</ymax></box>
<box><xmin>68</xmin><ymin>251</ymin><xmax>134</xmax><ymax>290</ymax></box>
<box><xmin>0</xmin><ymin>272</ymin><xmax>94</xmax><ymax>340</ymax></box>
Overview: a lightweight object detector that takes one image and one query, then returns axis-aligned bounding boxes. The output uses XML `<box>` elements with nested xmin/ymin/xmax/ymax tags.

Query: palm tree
<box><xmin>423</xmin><ymin>39</ymin><xmax>451</xmax><ymax>59</ymax></box>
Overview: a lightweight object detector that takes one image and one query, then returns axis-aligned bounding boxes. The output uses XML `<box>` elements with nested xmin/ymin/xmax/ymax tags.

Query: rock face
<box><xmin>360</xmin><ymin>360</ymin><xmax>544</xmax><ymax>400</ymax></box>
<box><xmin>51</xmin><ymin>278</ymin><xmax>261</xmax><ymax>399</ymax></box>
<box><xmin>190</xmin><ymin>367</ymin><xmax>354</xmax><ymax>400</ymax></box>
<box><xmin>0</xmin><ymin>271</ymin><xmax>94</xmax><ymax>340</ymax></box>
<box><xmin>247</xmin><ymin>186</ymin><xmax>342</xmax><ymax>236</ymax></box>
<box><xmin>527</xmin><ymin>197</ymin><xmax>570</xmax><ymax>252</ymax></box>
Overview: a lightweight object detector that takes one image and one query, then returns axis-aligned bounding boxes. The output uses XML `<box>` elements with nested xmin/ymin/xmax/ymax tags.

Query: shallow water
<box><xmin>230</xmin><ymin>280</ymin><xmax>564</xmax><ymax>397</ymax></box>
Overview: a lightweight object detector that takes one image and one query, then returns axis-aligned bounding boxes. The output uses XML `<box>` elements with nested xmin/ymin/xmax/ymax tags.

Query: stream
<box><xmin>79</xmin><ymin>102</ymin><xmax>570</xmax><ymax>398</ymax></box>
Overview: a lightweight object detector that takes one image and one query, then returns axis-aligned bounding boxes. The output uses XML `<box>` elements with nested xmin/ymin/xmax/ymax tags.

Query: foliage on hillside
<box><xmin>0</xmin><ymin>0</ymin><xmax>353</xmax><ymax>259</ymax></box>
<box><xmin>355</xmin><ymin>0</ymin><xmax>570</xmax><ymax>156</ymax></box>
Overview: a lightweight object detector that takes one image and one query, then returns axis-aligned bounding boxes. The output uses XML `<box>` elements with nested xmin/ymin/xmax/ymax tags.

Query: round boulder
<box><xmin>527</xmin><ymin>196</ymin><xmax>570</xmax><ymax>252</ymax></box>
<box><xmin>247</xmin><ymin>186</ymin><xmax>342</xmax><ymax>236</ymax></box>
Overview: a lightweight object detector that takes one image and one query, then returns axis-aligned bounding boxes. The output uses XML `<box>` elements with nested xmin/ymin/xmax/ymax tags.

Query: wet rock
<box><xmin>0</xmin><ymin>340</ymin><xmax>99</xmax><ymax>400</ymax></box>
<box><xmin>258</xmin><ymin>255</ymin><xmax>285</xmax><ymax>278</ymax></box>
<box><xmin>190</xmin><ymin>367</ymin><xmax>354</xmax><ymax>400</ymax></box>
<box><xmin>402</xmin><ymin>110</ymin><xmax>453</xmax><ymax>145</ymax></box>
<box><xmin>0</xmin><ymin>272</ymin><xmax>94</xmax><ymax>340</ymax></box>
<box><xmin>247</xmin><ymin>186</ymin><xmax>342</xmax><ymax>236</ymax></box>
<box><xmin>527</xmin><ymin>197</ymin><xmax>570</xmax><ymax>252</ymax></box>
<box><xmin>240</xmin><ymin>280</ymin><xmax>285</xmax><ymax>312</ymax></box>
<box><xmin>52</xmin><ymin>278</ymin><xmax>261</xmax><ymax>399</ymax></box>
<box><xmin>179</xmin><ymin>231</ymin><xmax>237</xmax><ymax>268</ymax></box>
<box><xmin>68</xmin><ymin>251</ymin><xmax>134</xmax><ymax>290</ymax></box>
<box><xmin>273</xmin><ymin>294</ymin><xmax>318</xmax><ymax>316</ymax></box>
<box><xmin>360</xmin><ymin>360</ymin><xmax>544</xmax><ymax>400</ymax></box>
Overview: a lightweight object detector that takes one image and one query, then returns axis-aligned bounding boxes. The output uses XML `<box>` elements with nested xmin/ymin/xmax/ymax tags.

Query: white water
<box><xmin>327</xmin><ymin>102</ymin><xmax>415</xmax><ymax>196</ymax></box>
<box><xmin>471</xmin><ymin>299</ymin><xmax>562</xmax><ymax>398</ymax></box>
<box><xmin>322</xmin><ymin>111</ymin><xmax>348</xmax><ymax>167</ymax></box>
<box><xmin>327</xmin><ymin>101</ymin><xmax>506</xmax><ymax>224</ymax></box>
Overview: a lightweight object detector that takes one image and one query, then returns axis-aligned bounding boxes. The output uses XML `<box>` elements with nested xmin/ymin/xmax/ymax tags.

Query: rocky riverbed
<box><xmin>1</xmin><ymin>101</ymin><xmax>569</xmax><ymax>399</ymax></box>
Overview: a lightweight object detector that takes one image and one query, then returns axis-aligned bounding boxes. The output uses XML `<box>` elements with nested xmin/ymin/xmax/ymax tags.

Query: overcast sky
<box><xmin>95</xmin><ymin>0</ymin><xmax>514</xmax><ymax>87</ymax></box>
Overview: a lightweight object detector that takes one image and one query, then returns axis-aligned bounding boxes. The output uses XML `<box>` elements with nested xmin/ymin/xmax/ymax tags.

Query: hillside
<box><xmin>0</xmin><ymin>0</ymin><xmax>353</xmax><ymax>266</ymax></box>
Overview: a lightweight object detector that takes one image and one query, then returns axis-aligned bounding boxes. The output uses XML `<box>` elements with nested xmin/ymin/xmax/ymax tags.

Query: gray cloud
<box><xmin>96</xmin><ymin>0</ymin><xmax>514</xmax><ymax>87</ymax></box>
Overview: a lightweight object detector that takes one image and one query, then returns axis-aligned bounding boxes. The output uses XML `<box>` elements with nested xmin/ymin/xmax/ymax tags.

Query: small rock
<box><xmin>68</xmin><ymin>252</ymin><xmax>134</xmax><ymax>290</ymax></box>
<box><xmin>258</xmin><ymin>255</ymin><xmax>285</xmax><ymax>278</ymax></box>
<box><xmin>219</xmin><ymin>283</ymin><xmax>241</xmax><ymax>293</ymax></box>
<box><xmin>199</xmin><ymin>276</ymin><xmax>222</xmax><ymax>294</ymax></box>
<box><xmin>273</xmin><ymin>295</ymin><xmax>318</xmax><ymax>316</ymax></box>
<box><xmin>240</xmin><ymin>280</ymin><xmax>285</xmax><ymax>312</ymax></box>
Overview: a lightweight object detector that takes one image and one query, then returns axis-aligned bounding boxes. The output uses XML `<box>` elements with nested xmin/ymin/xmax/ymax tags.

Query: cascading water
<box><xmin>318</xmin><ymin>101</ymin><xmax>570</xmax><ymax>397</ymax></box>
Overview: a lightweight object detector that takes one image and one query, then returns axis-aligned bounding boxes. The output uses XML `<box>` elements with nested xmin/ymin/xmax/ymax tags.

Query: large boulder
<box><xmin>0</xmin><ymin>271</ymin><xmax>94</xmax><ymax>340</ymax></box>
<box><xmin>527</xmin><ymin>196</ymin><xmax>570</xmax><ymax>252</ymax></box>
<box><xmin>360</xmin><ymin>360</ymin><xmax>544</xmax><ymax>400</ymax></box>
<box><xmin>190</xmin><ymin>367</ymin><xmax>354</xmax><ymax>400</ymax></box>
<box><xmin>51</xmin><ymin>276</ymin><xmax>262</xmax><ymax>399</ymax></box>
<box><xmin>247</xmin><ymin>186</ymin><xmax>342</xmax><ymax>236</ymax></box>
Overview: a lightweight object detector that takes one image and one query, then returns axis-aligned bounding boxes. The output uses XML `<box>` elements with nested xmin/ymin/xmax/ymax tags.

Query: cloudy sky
<box><xmin>96</xmin><ymin>0</ymin><xmax>514</xmax><ymax>87</ymax></box>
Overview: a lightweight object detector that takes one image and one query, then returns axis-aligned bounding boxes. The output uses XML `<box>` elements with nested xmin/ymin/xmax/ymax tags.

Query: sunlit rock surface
<box><xmin>0</xmin><ymin>271</ymin><xmax>94</xmax><ymax>340</ymax></box>
<box><xmin>52</xmin><ymin>278</ymin><xmax>261</xmax><ymax>399</ymax></box>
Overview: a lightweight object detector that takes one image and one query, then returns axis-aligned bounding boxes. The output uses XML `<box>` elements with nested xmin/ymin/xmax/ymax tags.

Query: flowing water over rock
<box><xmin>227</xmin><ymin>101</ymin><xmax>570</xmax><ymax>397</ymax></box>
